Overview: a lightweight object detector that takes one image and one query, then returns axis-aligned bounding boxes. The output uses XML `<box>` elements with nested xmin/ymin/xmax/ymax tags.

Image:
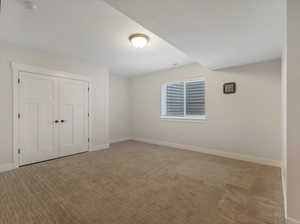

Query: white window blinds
<box><xmin>166</xmin><ymin>82</ymin><xmax>184</xmax><ymax>116</ymax></box>
<box><xmin>186</xmin><ymin>81</ymin><xmax>205</xmax><ymax>116</ymax></box>
<box><xmin>161</xmin><ymin>80</ymin><xmax>205</xmax><ymax>119</ymax></box>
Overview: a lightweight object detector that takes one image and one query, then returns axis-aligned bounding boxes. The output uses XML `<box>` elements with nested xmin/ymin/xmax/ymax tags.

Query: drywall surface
<box><xmin>281</xmin><ymin>0</ymin><xmax>288</xmax><ymax>218</ymax></box>
<box><xmin>0</xmin><ymin>41</ymin><xmax>109</xmax><ymax>167</ymax></box>
<box><xmin>109</xmin><ymin>74</ymin><xmax>131</xmax><ymax>142</ymax></box>
<box><xmin>130</xmin><ymin>60</ymin><xmax>281</xmax><ymax>165</ymax></box>
<box><xmin>285</xmin><ymin>0</ymin><xmax>300</xmax><ymax>222</ymax></box>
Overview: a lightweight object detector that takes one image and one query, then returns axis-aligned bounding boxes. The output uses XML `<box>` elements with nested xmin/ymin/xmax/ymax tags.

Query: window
<box><xmin>161</xmin><ymin>80</ymin><xmax>205</xmax><ymax>120</ymax></box>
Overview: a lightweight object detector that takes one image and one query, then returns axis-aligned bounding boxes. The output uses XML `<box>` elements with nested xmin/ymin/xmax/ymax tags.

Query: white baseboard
<box><xmin>0</xmin><ymin>163</ymin><xmax>16</xmax><ymax>173</ymax></box>
<box><xmin>90</xmin><ymin>144</ymin><xmax>110</xmax><ymax>152</ymax></box>
<box><xmin>287</xmin><ymin>217</ymin><xmax>300</xmax><ymax>224</ymax></box>
<box><xmin>110</xmin><ymin>137</ymin><xmax>132</xmax><ymax>144</ymax></box>
<box><xmin>281</xmin><ymin>168</ymin><xmax>287</xmax><ymax>220</ymax></box>
<box><xmin>133</xmin><ymin>137</ymin><xmax>281</xmax><ymax>167</ymax></box>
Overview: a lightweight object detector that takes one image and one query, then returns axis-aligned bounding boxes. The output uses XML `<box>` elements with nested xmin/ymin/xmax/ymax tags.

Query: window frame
<box><xmin>160</xmin><ymin>79</ymin><xmax>206</xmax><ymax>121</ymax></box>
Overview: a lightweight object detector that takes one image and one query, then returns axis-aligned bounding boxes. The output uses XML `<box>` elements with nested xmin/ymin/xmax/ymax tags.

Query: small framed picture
<box><xmin>223</xmin><ymin>82</ymin><xmax>236</xmax><ymax>94</ymax></box>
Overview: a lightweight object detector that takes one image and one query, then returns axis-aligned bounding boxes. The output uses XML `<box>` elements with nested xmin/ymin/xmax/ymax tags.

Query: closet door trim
<box><xmin>12</xmin><ymin>62</ymin><xmax>92</xmax><ymax>168</ymax></box>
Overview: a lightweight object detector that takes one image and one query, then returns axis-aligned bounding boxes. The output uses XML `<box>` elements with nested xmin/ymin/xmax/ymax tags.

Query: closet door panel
<box><xmin>19</xmin><ymin>72</ymin><xmax>58</xmax><ymax>165</ymax></box>
<box><xmin>59</xmin><ymin>79</ymin><xmax>89</xmax><ymax>156</ymax></box>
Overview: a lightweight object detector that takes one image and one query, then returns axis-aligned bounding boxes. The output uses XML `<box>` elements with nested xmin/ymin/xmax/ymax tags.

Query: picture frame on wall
<box><xmin>223</xmin><ymin>82</ymin><xmax>236</xmax><ymax>94</ymax></box>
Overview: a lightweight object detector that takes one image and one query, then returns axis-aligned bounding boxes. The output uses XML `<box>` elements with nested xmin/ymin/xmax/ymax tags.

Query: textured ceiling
<box><xmin>103</xmin><ymin>0</ymin><xmax>284</xmax><ymax>69</ymax></box>
<box><xmin>0</xmin><ymin>0</ymin><xmax>193</xmax><ymax>76</ymax></box>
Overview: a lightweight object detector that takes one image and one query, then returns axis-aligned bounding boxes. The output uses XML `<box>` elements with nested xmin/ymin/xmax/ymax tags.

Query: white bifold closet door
<box><xmin>19</xmin><ymin>71</ymin><xmax>89</xmax><ymax>166</ymax></box>
<box><xmin>19</xmin><ymin>72</ymin><xmax>57</xmax><ymax>165</ymax></box>
<box><xmin>58</xmin><ymin>79</ymin><xmax>89</xmax><ymax>157</ymax></box>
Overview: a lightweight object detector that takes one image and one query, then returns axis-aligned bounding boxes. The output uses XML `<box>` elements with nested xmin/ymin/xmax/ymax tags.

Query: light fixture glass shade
<box><xmin>22</xmin><ymin>0</ymin><xmax>38</xmax><ymax>10</ymax></box>
<box><xmin>129</xmin><ymin>34</ymin><xmax>150</xmax><ymax>48</ymax></box>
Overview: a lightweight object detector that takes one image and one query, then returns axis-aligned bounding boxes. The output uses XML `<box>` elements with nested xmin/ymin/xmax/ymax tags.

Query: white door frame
<box><xmin>11</xmin><ymin>62</ymin><xmax>92</xmax><ymax>168</ymax></box>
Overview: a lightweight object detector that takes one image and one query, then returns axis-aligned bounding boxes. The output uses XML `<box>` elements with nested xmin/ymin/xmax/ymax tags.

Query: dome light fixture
<box><xmin>17</xmin><ymin>0</ymin><xmax>38</xmax><ymax>10</ymax></box>
<box><xmin>129</xmin><ymin>34</ymin><xmax>150</xmax><ymax>49</ymax></box>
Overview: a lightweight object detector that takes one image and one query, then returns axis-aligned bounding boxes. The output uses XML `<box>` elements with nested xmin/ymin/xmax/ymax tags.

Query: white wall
<box><xmin>281</xmin><ymin>0</ymin><xmax>288</xmax><ymax>219</ymax></box>
<box><xmin>285</xmin><ymin>0</ymin><xmax>300</xmax><ymax>222</ymax></box>
<box><xmin>0</xmin><ymin>41</ymin><xmax>109</xmax><ymax>170</ymax></box>
<box><xmin>130</xmin><ymin>60</ymin><xmax>281</xmax><ymax>165</ymax></box>
<box><xmin>109</xmin><ymin>74</ymin><xmax>131</xmax><ymax>142</ymax></box>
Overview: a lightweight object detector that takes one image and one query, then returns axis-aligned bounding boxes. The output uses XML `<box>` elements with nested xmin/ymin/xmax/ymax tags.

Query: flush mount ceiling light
<box><xmin>17</xmin><ymin>0</ymin><xmax>37</xmax><ymax>10</ymax></box>
<box><xmin>129</xmin><ymin>34</ymin><xmax>150</xmax><ymax>49</ymax></box>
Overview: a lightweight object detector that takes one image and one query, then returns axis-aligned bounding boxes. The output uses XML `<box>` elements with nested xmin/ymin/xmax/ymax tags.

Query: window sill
<box><xmin>160</xmin><ymin>116</ymin><xmax>207</xmax><ymax>122</ymax></box>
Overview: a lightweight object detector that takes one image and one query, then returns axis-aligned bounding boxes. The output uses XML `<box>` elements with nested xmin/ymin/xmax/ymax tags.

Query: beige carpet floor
<box><xmin>0</xmin><ymin>141</ymin><xmax>284</xmax><ymax>224</ymax></box>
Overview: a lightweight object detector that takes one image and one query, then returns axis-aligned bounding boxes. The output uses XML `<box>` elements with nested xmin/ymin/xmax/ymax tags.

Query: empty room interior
<box><xmin>0</xmin><ymin>0</ymin><xmax>299</xmax><ymax>223</ymax></box>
